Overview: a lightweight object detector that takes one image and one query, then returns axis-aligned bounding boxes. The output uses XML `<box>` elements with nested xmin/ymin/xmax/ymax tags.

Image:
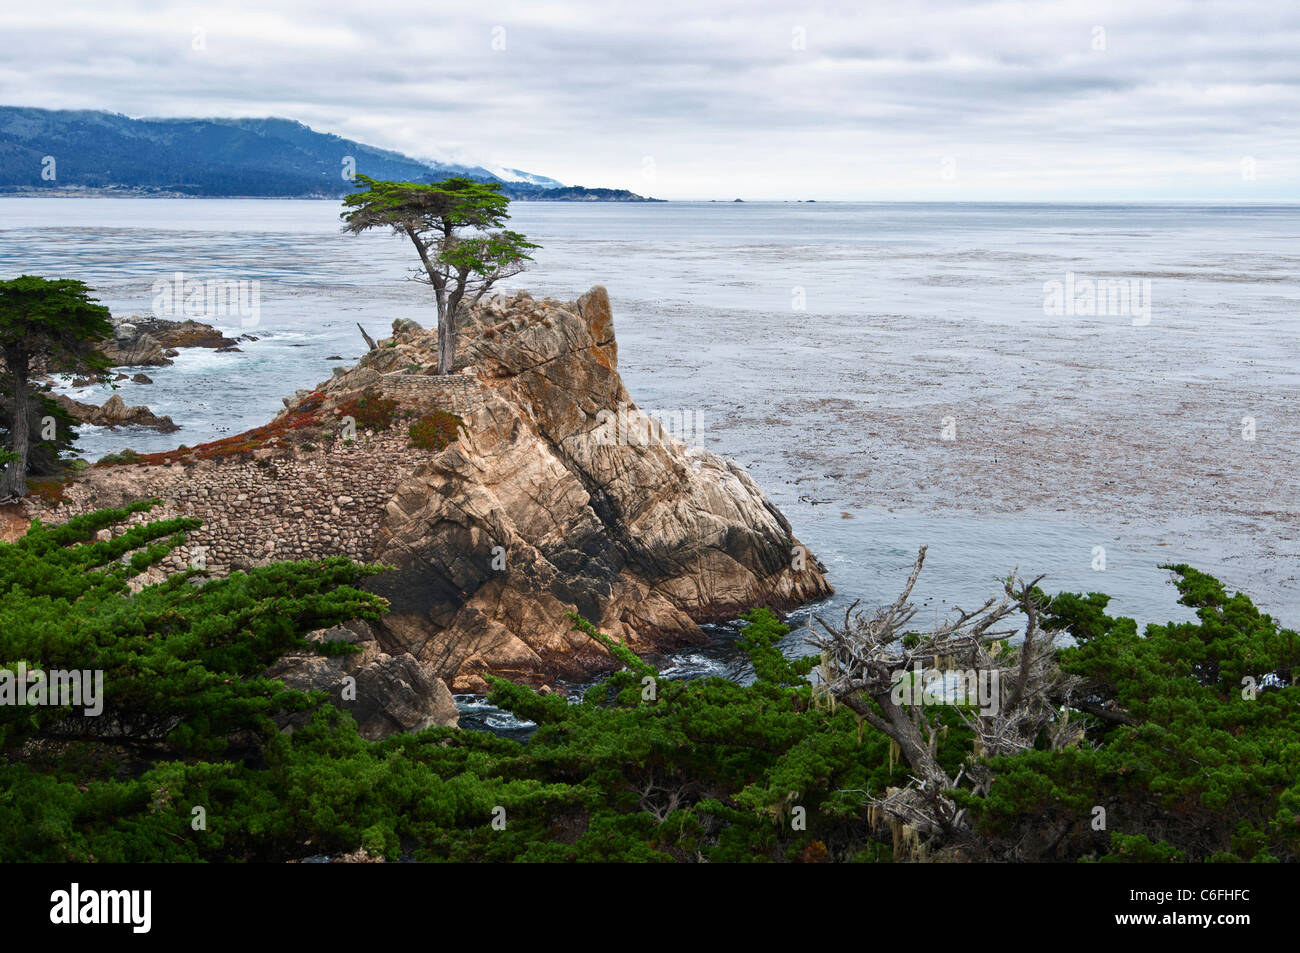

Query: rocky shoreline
<box><xmin>99</xmin><ymin>315</ymin><xmax>245</xmax><ymax>367</ymax></box>
<box><xmin>26</xmin><ymin>314</ymin><xmax>247</xmax><ymax>434</ymax></box>
<box><xmin>19</xmin><ymin>286</ymin><xmax>832</xmax><ymax>735</ymax></box>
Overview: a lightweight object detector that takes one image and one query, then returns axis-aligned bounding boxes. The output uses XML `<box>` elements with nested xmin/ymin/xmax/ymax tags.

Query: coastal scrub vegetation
<box><xmin>1</xmin><ymin>504</ymin><xmax>1295</xmax><ymax>862</ymax></box>
<box><xmin>334</xmin><ymin>389</ymin><xmax>399</xmax><ymax>432</ymax></box>
<box><xmin>408</xmin><ymin>411</ymin><xmax>464</xmax><ymax>453</ymax></box>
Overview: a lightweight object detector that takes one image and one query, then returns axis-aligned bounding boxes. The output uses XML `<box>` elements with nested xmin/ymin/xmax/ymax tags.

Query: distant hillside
<box><xmin>0</xmin><ymin>107</ymin><xmax>661</xmax><ymax>201</ymax></box>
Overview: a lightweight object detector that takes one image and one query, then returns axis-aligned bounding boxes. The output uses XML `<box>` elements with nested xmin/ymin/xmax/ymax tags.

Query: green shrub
<box><xmin>408</xmin><ymin>411</ymin><xmax>463</xmax><ymax>452</ymax></box>
<box><xmin>96</xmin><ymin>448</ymin><xmax>142</xmax><ymax>466</ymax></box>
<box><xmin>336</xmin><ymin>389</ymin><xmax>398</xmax><ymax>432</ymax></box>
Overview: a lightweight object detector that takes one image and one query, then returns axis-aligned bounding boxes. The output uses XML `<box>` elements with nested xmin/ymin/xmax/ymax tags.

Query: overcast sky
<box><xmin>3</xmin><ymin>0</ymin><xmax>1297</xmax><ymax>200</ymax></box>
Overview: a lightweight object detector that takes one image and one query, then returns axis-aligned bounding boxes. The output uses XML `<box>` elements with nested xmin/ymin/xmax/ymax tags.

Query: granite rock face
<box><xmin>263</xmin><ymin>620</ymin><xmax>460</xmax><ymax>737</ymax></box>
<box><xmin>53</xmin><ymin>392</ymin><xmax>179</xmax><ymax>431</ymax></box>
<box><xmin>359</xmin><ymin>287</ymin><xmax>832</xmax><ymax>690</ymax></box>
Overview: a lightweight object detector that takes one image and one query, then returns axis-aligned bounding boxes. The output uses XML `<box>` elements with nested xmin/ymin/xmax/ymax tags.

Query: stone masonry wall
<box><xmin>369</xmin><ymin>371</ymin><xmax>488</xmax><ymax>416</ymax></box>
<box><xmin>33</xmin><ymin>370</ymin><xmax>492</xmax><ymax>577</ymax></box>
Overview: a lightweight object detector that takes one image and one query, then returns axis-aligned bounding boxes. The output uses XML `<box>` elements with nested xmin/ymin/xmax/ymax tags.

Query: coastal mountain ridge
<box><xmin>0</xmin><ymin>106</ymin><xmax>660</xmax><ymax>201</ymax></box>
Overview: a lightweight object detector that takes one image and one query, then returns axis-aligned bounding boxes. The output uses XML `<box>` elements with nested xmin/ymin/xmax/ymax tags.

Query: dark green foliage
<box><xmin>0</xmin><ymin>503</ymin><xmax>392</xmax><ymax>859</ymax></box>
<box><xmin>2</xmin><ymin>507</ymin><xmax>1294</xmax><ymax>863</ymax></box>
<box><xmin>0</xmin><ymin>503</ymin><xmax>390</xmax><ymax>756</ymax></box>
<box><xmin>342</xmin><ymin>175</ymin><xmax>539</xmax><ymax>374</ymax></box>
<box><xmin>0</xmin><ymin>276</ymin><xmax>114</xmax><ymax>376</ymax></box>
<box><xmin>1</xmin><ymin>532</ymin><xmax>912</xmax><ymax>861</ymax></box>
<box><xmin>0</xmin><ymin>275</ymin><xmax>113</xmax><ymax>497</ymax></box>
<box><xmin>963</xmin><ymin>566</ymin><xmax>1300</xmax><ymax>862</ymax></box>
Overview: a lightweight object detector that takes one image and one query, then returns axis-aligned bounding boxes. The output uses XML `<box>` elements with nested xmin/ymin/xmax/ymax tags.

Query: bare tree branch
<box><xmin>810</xmin><ymin>547</ymin><xmax>1083</xmax><ymax>847</ymax></box>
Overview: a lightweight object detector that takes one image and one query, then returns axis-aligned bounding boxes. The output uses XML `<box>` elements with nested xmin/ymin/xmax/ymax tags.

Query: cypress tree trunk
<box><xmin>437</xmin><ymin>289</ymin><xmax>462</xmax><ymax>376</ymax></box>
<box><xmin>437</xmin><ymin>301</ymin><xmax>455</xmax><ymax>375</ymax></box>
<box><xmin>2</xmin><ymin>349</ymin><xmax>29</xmax><ymax>499</ymax></box>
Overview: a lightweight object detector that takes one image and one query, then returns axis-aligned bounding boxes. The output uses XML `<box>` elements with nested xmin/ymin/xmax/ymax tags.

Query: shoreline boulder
<box><xmin>53</xmin><ymin>392</ymin><xmax>179</xmax><ymax>432</ymax></box>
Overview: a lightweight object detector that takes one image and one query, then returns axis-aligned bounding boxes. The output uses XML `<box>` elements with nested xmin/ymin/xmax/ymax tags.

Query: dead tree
<box><xmin>811</xmin><ymin>546</ymin><xmax>1082</xmax><ymax>851</ymax></box>
<box><xmin>356</xmin><ymin>323</ymin><xmax>378</xmax><ymax>351</ymax></box>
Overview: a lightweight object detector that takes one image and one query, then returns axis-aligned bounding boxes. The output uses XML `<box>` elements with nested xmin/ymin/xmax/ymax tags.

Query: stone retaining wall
<box><xmin>372</xmin><ymin>371</ymin><xmax>488</xmax><ymax>417</ymax></box>
<box><xmin>33</xmin><ymin>369</ymin><xmax>493</xmax><ymax>577</ymax></box>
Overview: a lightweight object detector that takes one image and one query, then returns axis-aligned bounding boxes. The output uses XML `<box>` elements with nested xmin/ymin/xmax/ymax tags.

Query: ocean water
<box><xmin>2</xmin><ymin>198</ymin><xmax>1298</xmax><ymax>671</ymax></box>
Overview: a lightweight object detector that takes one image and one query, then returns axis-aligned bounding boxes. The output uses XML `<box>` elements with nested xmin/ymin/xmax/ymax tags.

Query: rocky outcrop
<box><xmin>26</xmin><ymin>285</ymin><xmax>831</xmax><ymax>730</ymax></box>
<box><xmin>354</xmin><ymin>287</ymin><xmax>832</xmax><ymax>689</ymax></box>
<box><xmin>101</xmin><ymin>316</ymin><xmax>240</xmax><ymax>367</ymax></box>
<box><xmin>265</xmin><ymin>620</ymin><xmax>459</xmax><ymax>737</ymax></box>
<box><xmin>12</xmin><ymin>316</ymin><xmax>240</xmax><ymax>385</ymax></box>
<box><xmin>53</xmin><ymin>393</ymin><xmax>179</xmax><ymax>431</ymax></box>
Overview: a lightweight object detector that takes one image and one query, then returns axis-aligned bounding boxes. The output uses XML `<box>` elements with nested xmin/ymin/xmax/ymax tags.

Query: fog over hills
<box><xmin>0</xmin><ymin>106</ymin><xmax>657</xmax><ymax>200</ymax></box>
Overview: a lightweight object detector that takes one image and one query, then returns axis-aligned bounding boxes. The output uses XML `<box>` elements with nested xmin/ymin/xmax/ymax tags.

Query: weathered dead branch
<box><xmin>811</xmin><ymin>546</ymin><xmax>1083</xmax><ymax>852</ymax></box>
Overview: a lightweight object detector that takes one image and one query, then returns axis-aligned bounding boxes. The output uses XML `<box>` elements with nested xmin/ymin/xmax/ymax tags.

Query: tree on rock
<box><xmin>0</xmin><ymin>276</ymin><xmax>113</xmax><ymax>500</ymax></box>
<box><xmin>341</xmin><ymin>175</ymin><xmax>539</xmax><ymax>374</ymax></box>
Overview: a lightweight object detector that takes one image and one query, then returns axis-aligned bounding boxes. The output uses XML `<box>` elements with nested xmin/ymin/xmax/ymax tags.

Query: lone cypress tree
<box><xmin>341</xmin><ymin>175</ymin><xmax>538</xmax><ymax>374</ymax></box>
<box><xmin>0</xmin><ymin>276</ymin><xmax>113</xmax><ymax>500</ymax></box>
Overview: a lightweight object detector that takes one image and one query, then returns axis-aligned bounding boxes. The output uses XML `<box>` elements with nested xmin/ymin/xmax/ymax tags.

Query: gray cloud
<box><xmin>2</xmin><ymin>0</ymin><xmax>1297</xmax><ymax>199</ymax></box>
